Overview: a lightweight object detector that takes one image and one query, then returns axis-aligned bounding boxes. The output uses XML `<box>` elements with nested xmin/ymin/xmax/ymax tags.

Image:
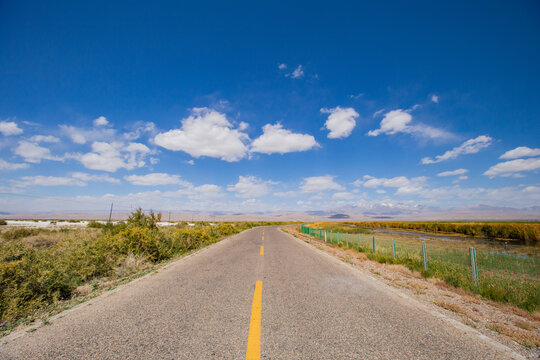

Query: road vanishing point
<box><xmin>0</xmin><ymin>226</ymin><xmax>524</xmax><ymax>359</ymax></box>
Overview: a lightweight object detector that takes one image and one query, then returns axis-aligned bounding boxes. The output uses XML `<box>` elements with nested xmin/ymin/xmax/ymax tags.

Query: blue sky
<box><xmin>1</xmin><ymin>1</ymin><xmax>539</xmax><ymax>214</ymax></box>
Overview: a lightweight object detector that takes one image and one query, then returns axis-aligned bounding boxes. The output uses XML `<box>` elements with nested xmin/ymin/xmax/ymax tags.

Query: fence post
<box><xmin>392</xmin><ymin>239</ymin><xmax>396</xmax><ymax>259</ymax></box>
<box><xmin>470</xmin><ymin>247</ymin><xmax>478</xmax><ymax>285</ymax></box>
<box><xmin>346</xmin><ymin>233</ymin><xmax>349</xmax><ymax>247</ymax></box>
<box><xmin>357</xmin><ymin>234</ymin><xmax>359</xmax><ymax>249</ymax></box>
<box><xmin>338</xmin><ymin>232</ymin><xmax>340</xmax><ymax>244</ymax></box>
<box><xmin>324</xmin><ymin>231</ymin><xmax>327</xmax><ymax>242</ymax></box>
<box><xmin>372</xmin><ymin>235</ymin><xmax>375</xmax><ymax>253</ymax></box>
<box><xmin>330</xmin><ymin>230</ymin><xmax>333</xmax><ymax>243</ymax></box>
<box><xmin>422</xmin><ymin>242</ymin><xmax>428</xmax><ymax>270</ymax></box>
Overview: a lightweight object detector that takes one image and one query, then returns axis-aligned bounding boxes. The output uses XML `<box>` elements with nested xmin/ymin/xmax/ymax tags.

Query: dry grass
<box><xmin>487</xmin><ymin>322</ymin><xmax>540</xmax><ymax>347</ymax></box>
<box><xmin>73</xmin><ymin>284</ymin><xmax>92</xmax><ymax>297</ymax></box>
<box><xmin>114</xmin><ymin>254</ymin><xmax>151</xmax><ymax>278</ymax></box>
<box><xmin>284</xmin><ymin>224</ymin><xmax>540</xmax><ymax>354</ymax></box>
<box><xmin>514</xmin><ymin>319</ymin><xmax>538</xmax><ymax>331</ymax></box>
<box><xmin>433</xmin><ymin>300</ymin><xmax>467</xmax><ymax>316</ymax></box>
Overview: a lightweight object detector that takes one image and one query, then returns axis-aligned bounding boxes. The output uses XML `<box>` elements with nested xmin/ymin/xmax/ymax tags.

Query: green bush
<box><xmin>0</xmin><ymin>211</ymin><xmax>273</xmax><ymax>331</ymax></box>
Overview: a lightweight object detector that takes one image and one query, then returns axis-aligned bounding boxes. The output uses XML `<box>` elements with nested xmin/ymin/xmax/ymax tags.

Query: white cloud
<box><xmin>367</xmin><ymin>109</ymin><xmax>452</xmax><ymax>140</ymax></box>
<box><xmin>367</xmin><ymin>110</ymin><xmax>411</xmax><ymax>136</ymax></box>
<box><xmin>28</xmin><ymin>135</ymin><xmax>60</xmax><ymax>143</ymax></box>
<box><xmin>93</xmin><ymin>116</ymin><xmax>109</xmax><ymax>126</ymax></box>
<box><xmin>12</xmin><ymin>172</ymin><xmax>119</xmax><ymax>187</ymax></box>
<box><xmin>349</xmin><ymin>93</ymin><xmax>363</xmax><ymax>100</ymax></box>
<box><xmin>0</xmin><ymin>121</ymin><xmax>23</xmax><ymax>136</ymax></box>
<box><xmin>123</xmin><ymin>122</ymin><xmax>156</xmax><ymax>141</ymax></box>
<box><xmin>278</xmin><ymin>63</ymin><xmax>287</xmax><ymax>70</ymax></box>
<box><xmin>0</xmin><ymin>159</ymin><xmax>29</xmax><ymax>170</ymax></box>
<box><xmin>76</xmin><ymin>141</ymin><xmax>150</xmax><ymax>172</ymax></box>
<box><xmin>422</xmin><ymin>135</ymin><xmax>493</xmax><ymax>164</ymax></box>
<box><xmin>60</xmin><ymin>124</ymin><xmax>115</xmax><ymax>144</ymax></box>
<box><xmin>273</xmin><ymin>190</ymin><xmax>298</xmax><ymax>198</ymax></box>
<box><xmin>238</xmin><ymin>121</ymin><xmax>249</xmax><ymax>131</ymax></box>
<box><xmin>484</xmin><ymin>157</ymin><xmax>540</xmax><ymax>178</ymax></box>
<box><xmin>13</xmin><ymin>176</ymin><xmax>85</xmax><ymax>187</ymax></box>
<box><xmin>332</xmin><ymin>192</ymin><xmax>355</xmax><ymax>200</ymax></box>
<box><xmin>185</xmin><ymin>160</ymin><xmax>195</xmax><ymax>165</ymax></box>
<box><xmin>227</xmin><ymin>175</ymin><xmax>271</xmax><ymax>198</ymax></box>
<box><xmin>321</xmin><ymin>106</ymin><xmax>359</xmax><ymax>139</ymax></box>
<box><xmin>124</xmin><ymin>173</ymin><xmax>190</xmax><ymax>186</ymax></box>
<box><xmin>499</xmin><ymin>146</ymin><xmax>540</xmax><ymax>160</ymax></box>
<box><xmin>431</xmin><ymin>95</ymin><xmax>439</xmax><ymax>103</ymax></box>
<box><xmin>290</xmin><ymin>65</ymin><xmax>304</xmax><ymax>79</ymax></box>
<box><xmin>14</xmin><ymin>141</ymin><xmax>63</xmax><ymax>163</ymax></box>
<box><xmin>250</xmin><ymin>123</ymin><xmax>318</xmax><ymax>154</ymax></box>
<box><xmin>71</xmin><ymin>172</ymin><xmax>120</xmax><ymax>184</ymax></box>
<box><xmin>373</xmin><ymin>109</ymin><xmax>385</xmax><ymax>118</ymax></box>
<box><xmin>357</xmin><ymin>175</ymin><xmax>427</xmax><ymax>195</ymax></box>
<box><xmin>437</xmin><ymin>169</ymin><xmax>468</xmax><ymax>177</ymax></box>
<box><xmin>300</xmin><ymin>175</ymin><xmax>344</xmax><ymax>193</ymax></box>
<box><xmin>154</xmin><ymin>107</ymin><xmax>249</xmax><ymax>162</ymax></box>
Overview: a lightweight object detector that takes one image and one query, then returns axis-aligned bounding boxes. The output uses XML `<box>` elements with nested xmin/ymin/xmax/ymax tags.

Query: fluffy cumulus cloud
<box><xmin>499</xmin><ymin>146</ymin><xmax>540</xmax><ymax>160</ymax></box>
<box><xmin>368</xmin><ymin>109</ymin><xmax>452</xmax><ymax>140</ymax></box>
<box><xmin>484</xmin><ymin>157</ymin><xmax>540</xmax><ymax>178</ymax></box>
<box><xmin>93</xmin><ymin>116</ymin><xmax>109</xmax><ymax>126</ymax></box>
<box><xmin>154</xmin><ymin>108</ymin><xmax>249</xmax><ymax>162</ymax></box>
<box><xmin>0</xmin><ymin>159</ymin><xmax>28</xmax><ymax>170</ymax></box>
<box><xmin>278</xmin><ymin>63</ymin><xmax>287</xmax><ymax>70</ymax></box>
<box><xmin>76</xmin><ymin>141</ymin><xmax>150</xmax><ymax>172</ymax></box>
<box><xmin>227</xmin><ymin>175</ymin><xmax>272</xmax><ymax>198</ymax></box>
<box><xmin>124</xmin><ymin>173</ymin><xmax>190</xmax><ymax>186</ymax></box>
<box><xmin>431</xmin><ymin>95</ymin><xmax>439</xmax><ymax>103</ymax></box>
<box><xmin>28</xmin><ymin>135</ymin><xmax>60</xmax><ymax>143</ymax></box>
<box><xmin>14</xmin><ymin>141</ymin><xmax>63</xmax><ymax>163</ymax></box>
<box><xmin>422</xmin><ymin>135</ymin><xmax>493</xmax><ymax>164</ymax></box>
<box><xmin>321</xmin><ymin>107</ymin><xmax>359</xmax><ymax>139</ymax></box>
<box><xmin>300</xmin><ymin>175</ymin><xmax>344</xmax><ymax>193</ymax></box>
<box><xmin>437</xmin><ymin>169</ymin><xmax>468</xmax><ymax>177</ymax></box>
<box><xmin>250</xmin><ymin>123</ymin><xmax>318</xmax><ymax>154</ymax></box>
<box><xmin>354</xmin><ymin>175</ymin><xmax>427</xmax><ymax>195</ymax></box>
<box><xmin>0</xmin><ymin>121</ymin><xmax>23</xmax><ymax>136</ymax></box>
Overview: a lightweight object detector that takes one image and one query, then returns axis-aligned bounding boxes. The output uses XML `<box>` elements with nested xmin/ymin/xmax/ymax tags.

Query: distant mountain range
<box><xmin>1</xmin><ymin>204</ymin><xmax>539</xmax><ymax>221</ymax></box>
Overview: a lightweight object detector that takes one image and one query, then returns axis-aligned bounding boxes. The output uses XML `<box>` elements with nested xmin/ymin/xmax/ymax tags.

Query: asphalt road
<box><xmin>0</xmin><ymin>226</ymin><xmax>523</xmax><ymax>359</ymax></box>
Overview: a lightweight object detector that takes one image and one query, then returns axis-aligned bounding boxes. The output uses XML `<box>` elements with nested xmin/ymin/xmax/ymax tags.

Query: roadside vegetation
<box><xmin>325</xmin><ymin>221</ymin><xmax>540</xmax><ymax>245</ymax></box>
<box><xmin>302</xmin><ymin>223</ymin><xmax>540</xmax><ymax>313</ymax></box>
<box><xmin>0</xmin><ymin>209</ymin><xmax>281</xmax><ymax>335</ymax></box>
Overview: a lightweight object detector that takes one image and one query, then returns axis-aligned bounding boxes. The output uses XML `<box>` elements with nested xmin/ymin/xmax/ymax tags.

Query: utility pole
<box><xmin>168</xmin><ymin>211</ymin><xmax>171</xmax><ymax>222</ymax></box>
<box><xmin>108</xmin><ymin>203</ymin><xmax>113</xmax><ymax>223</ymax></box>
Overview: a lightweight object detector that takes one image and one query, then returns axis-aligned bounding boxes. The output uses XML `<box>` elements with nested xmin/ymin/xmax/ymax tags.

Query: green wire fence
<box><xmin>300</xmin><ymin>224</ymin><xmax>540</xmax><ymax>311</ymax></box>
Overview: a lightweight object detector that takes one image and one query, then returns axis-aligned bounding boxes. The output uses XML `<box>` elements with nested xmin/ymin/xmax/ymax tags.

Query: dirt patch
<box><xmin>282</xmin><ymin>224</ymin><xmax>540</xmax><ymax>358</ymax></box>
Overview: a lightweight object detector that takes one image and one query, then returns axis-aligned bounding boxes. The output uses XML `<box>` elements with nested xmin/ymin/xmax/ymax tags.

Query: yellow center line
<box><xmin>260</xmin><ymin>245</ymin><xmax>264</xmax><ymax>255</ymax></box>
<box><xmin>246</xmin><ymin>281</ymin><xmax>263</xmax><ymax>360</ymax></box>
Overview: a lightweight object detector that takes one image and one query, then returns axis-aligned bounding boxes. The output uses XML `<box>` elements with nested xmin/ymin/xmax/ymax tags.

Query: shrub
<box><xmin>0</xmin><ymin>212</ymin><xmax>274</xmax><ymax>330</ymax></box>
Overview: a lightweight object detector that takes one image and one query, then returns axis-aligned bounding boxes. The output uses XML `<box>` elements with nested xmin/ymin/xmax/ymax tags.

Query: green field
<box><xmin>302</xmin><ymin>223</ymin><xmax>540</xmax><ymax>312</ymax></box>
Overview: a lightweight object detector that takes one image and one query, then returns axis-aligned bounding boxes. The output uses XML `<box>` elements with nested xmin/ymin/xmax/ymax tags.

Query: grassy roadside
<box><xmin>282</xmin><ymin>225</ymin><xmax>540</xmax><ymax>351</ymax></box>
<box><xmin>0</xmin><ymin>209</ymin><xmax>281</xmax><ymax>336</ymax></box>
<box><xmin>300</xmin><ymin>224</ymin><xmax>540</xmax><ymax>312</ymax></box>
